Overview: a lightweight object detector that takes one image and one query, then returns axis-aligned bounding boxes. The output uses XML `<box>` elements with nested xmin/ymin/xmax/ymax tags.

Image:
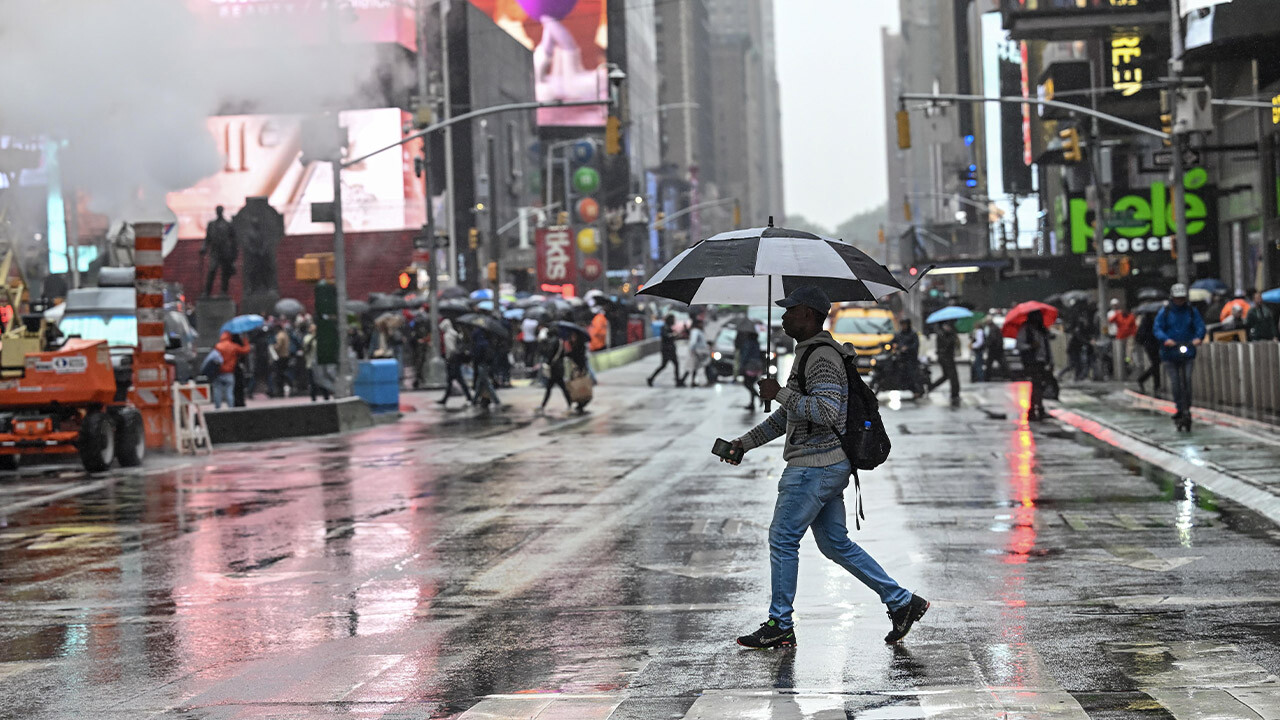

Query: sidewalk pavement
<box><xmin>1051</xmin><ymin>384</ymin><xmax>1280</xmax><ymax>529</ymax></box>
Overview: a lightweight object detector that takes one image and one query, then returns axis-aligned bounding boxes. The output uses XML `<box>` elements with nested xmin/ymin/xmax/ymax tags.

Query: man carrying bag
<box><xmin>723</xmin><ymin>286</ymin><xmax>928</xmax><ymax>650</ymax></box>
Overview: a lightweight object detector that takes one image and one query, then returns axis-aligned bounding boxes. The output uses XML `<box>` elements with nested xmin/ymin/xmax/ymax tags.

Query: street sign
<box><xmin>1152</xmin><ymin>148</ymin><xmax>1201</xmax><ymax>168</ymax></box>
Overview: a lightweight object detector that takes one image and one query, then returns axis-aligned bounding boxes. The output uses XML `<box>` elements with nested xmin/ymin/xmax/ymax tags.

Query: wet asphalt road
<box><xmin>2</xmin><ymin>358</ymin><xmax>1280</xmax><ymax>719</ymax></box>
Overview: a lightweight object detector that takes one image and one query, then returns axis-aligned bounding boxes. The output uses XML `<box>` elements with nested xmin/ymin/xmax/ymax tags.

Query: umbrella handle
<box><xmin>764</xmin><ymin>275</ymin><xmax>772</xmax><ymax>413</ymax></box>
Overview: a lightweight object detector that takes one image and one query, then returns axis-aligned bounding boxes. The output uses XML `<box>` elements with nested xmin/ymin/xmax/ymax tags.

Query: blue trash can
<box><xmin>354</xmin><ymin>359</ymin><xmax>400</xmax><ymax>413</ymax></box>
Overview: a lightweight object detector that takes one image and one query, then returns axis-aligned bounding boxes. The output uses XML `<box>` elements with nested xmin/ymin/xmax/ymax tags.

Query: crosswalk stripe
<box><xmin>680</xmin><ymin>690</ymin><xmax>846</xmax><ymax>719</ymax></box>
<box><xmin>1145</xmin><ymin>688</ymin><xmax>1264</xmax><ymax>720</ymax></box>
<box><xmin>917</xmin><ymin>688</ymin><xmax>1090</xmax><ymax>719</ymax></box>
<box><xmin>456</xmin><ymin>695</ymin><xmax>621</xmax><ymax>719</ymax></box>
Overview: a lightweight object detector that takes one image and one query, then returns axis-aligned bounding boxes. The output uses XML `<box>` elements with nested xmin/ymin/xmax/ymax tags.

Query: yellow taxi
<box><xmin>828</xmin><ymin>306</ymin><xmax>899</xmax><ymax>374</ymax></box>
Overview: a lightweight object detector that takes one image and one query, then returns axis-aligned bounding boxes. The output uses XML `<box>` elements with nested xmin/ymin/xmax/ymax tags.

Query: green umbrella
<box><xmin>955</xmin><ymin>309</ymin><xmax>987</xmax><ymax>334</ymax></box>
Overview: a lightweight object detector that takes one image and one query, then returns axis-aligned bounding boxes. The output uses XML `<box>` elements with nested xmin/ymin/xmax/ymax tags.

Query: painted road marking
<box><xmin>681</xmin><ymin>690</ymin><xmax>847</xmax><ymax>719</ymax></box>
<box><xmin>1144</xmin><ymin>687</ymin><xmax>1264</xmax><ymax>720</ymax></box>
<box><xmin>456</xmin><ymin>694</ymin><xmax>621</xmax><ymax>719</ymax></box>
<box><xmin>1096</xmin><ymin>545</ymin><xmax>1201</xmax><ymax>572</ymax></box>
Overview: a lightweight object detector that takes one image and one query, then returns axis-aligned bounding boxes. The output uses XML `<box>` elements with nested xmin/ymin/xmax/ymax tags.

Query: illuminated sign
<box><xmin>1111</xmin><ymin>34</ymin><xmax>1144</xmax><ymax>96</ymax></box>
<box><xmin>536</xmin><ymin>226</ymin><xmax>577</xmax><ymax>286</ymax></box>
<box><xmin>167</xmin><ymin>108</ymin><xmax>425</xmax><ymax>240</ymax></box>
<box><xmin>1069</xmin><ymin>167</ymin><xmax>1217</xmax><ymax>257</ymax></box>
<box><xmin>467</xmin><ymin>0</ymin><xmax>608</xmax><ymax>127</ymax></box>
<box><xmin>1272</xmin><ymin>94</ymin><xmax>1280</xmax><ymax>125</ymax></box>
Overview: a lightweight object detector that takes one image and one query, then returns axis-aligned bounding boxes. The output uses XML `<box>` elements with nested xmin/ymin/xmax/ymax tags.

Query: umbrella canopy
<box><xmin>1191</xmin><ymin>278</ymin><xmax>1228</xmax><ymax>293</ymax></box>
<box><xmin>638</xmin><ymin>225</ymin><xmax>905</xmax><ymax>306</ymax></box>
<box><xmin>437</xmin><ymin>298</ymin><xmax>471</xmax><ymax>315</ymax></box>
<box><xmin>1060</xmin><ymin>289</ymin><xmax>1094</xmax><ymax>306</ymax></box>
<box><xmin>1262</xmin><ymin>288</ymin><xmax>1280</xmax><ymax>304</ymax></box>
<box><xmin>274</xmin><ymin>298</ymin><xmax>305</xmax><ymax>318</ymax></box>
<box><xmin>456</xmin><ymin>312</ymin><xmax>511</xmax><ymax>341</ymax></box>
<box><xmin>1188</xmin><ymin>288</ymin><xmax>1212</xmax><ymax>303</ymax></box>
<box><xmin>556</xmin><ymin>320</ymin><xmax>590</xmax><ymax>340</ymax></box>
<box><xmin>368</xmin><ymin>293</ymin><xmax>408</xmax><ymax>311</ymax></box>
<box><xmin>926</xmin><ymin>306</ymin><xmax>974</xmax><ymax>324</ymax></box>
<box><xmin>1136</xmin><ymin>287</ymin><xmax>1167</xmax><ymax>301</ymax></box>
<box><xmin>470</xmin><ymin>288</ymin><xmax>494</xmax><ymax>300</ymax></box>
<box><xmin>438</xmin><ymin>286</ymin><xmax>468</xmax><ymax>300</ymax></box>
<box><xmin>1001</xmin><ymin>302</ymin><xmax>1058</xmax><ymax>339</ymax></box>
<box><xmin>522</xmin><ymin>305</ymin><xmax>552</xmax><ymax>321</ymax></box>
<box><xmin>221</xmin><ymin>314</ymin><xmax>265</xmax><ymax>335</ymax></box>
<box><xmin>1133</xmin><ymin>300</ymin><xmax>1166</xmax><ymax>315</ymax></box>
<box><xmin>502</xmin><ymin>308</ymin><xmax>525</xmax><ymax>320</ymax></box>
<box><xmin>1043</xmin><ymin>293</ymin><xmax>1064</xmax><ymax>307</ymax></box>
<box><xmin>954</xmin><ymin>309</ymin><xmax>987</xmax><ymax>334</ymax></box>
<box><xmin>345</xmin><ymin>300</ymin><xmax>370</xmax><ymax>315</ymax></box>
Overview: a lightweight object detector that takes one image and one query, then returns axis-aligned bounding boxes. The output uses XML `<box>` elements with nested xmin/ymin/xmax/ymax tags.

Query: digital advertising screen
<box><xmin>467</xmin><ymin>0</ymin><xmax>609</xmax><ymax>127</ymax></box>
<box><xmin>189</xmin><ymin>0</ymin><xmax>418</xmax><ymax>50</ymax></box>
<box><xmin>167</xmin><ymin>108</ymin><xmax>425</xmax><ymax>239</ymax></box>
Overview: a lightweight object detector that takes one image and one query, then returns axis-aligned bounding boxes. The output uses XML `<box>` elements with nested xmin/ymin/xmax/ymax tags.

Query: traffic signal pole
<box><xmin>1169</xmin><ymin>4</ymin><xmax>1191</xmax><ymax>285</ymax></box>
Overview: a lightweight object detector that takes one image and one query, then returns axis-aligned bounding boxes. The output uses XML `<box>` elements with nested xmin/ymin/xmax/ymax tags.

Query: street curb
<box><xmin>1050</xmin><ymin>406</ymin><xmax>1280</xmax><ymax>528</ymax></box>
<box><xmin>1122</xmin><ymin>388</ymin><xmax>1280</xmax><ymax>438</ymax></box>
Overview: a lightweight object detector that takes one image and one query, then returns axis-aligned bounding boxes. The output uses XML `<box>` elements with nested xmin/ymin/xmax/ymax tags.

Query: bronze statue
<box><xmin>200</xmin><ymin>205</ymin><xmax>237</xmax><ymax>296</ymax></box>
<box><xmin>235</xmin><ymin>198</ymin><xmax>283</xmax><ymax>297</ymax></box>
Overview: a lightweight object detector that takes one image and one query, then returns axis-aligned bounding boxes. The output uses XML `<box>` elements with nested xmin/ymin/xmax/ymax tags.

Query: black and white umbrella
<box><xmin>639</xmin><ymin>222</ymin><xmax>906</xmax><ymax>410</ymax></box>
<box><xmin>637</xmin><ymin>225</ymin><xmax>904</xmax><ymax>306</ymax></box>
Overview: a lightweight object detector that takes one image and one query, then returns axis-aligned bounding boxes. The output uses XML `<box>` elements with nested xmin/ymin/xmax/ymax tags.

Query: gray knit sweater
<box><xmin>735</xmin><ymin>332</ymin><xmax>849</xmax><ymax>468</ymax></box>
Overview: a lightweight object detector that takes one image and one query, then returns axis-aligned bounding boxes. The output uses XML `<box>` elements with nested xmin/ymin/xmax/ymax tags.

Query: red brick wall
<box><xmin>164</xmin><ymin>230</ymin><xmax>413</xmax><ymax>313</ymax></box>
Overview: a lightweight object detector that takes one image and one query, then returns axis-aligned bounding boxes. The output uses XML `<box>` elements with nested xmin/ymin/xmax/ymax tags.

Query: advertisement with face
<box><xmin>467</xmin><ymin>0</ymin><xmax>609</xmax><ymax>127</ymax></box>
<box><xmin>166</xmin><ymin>108</ymin><xmax>425</xmax><ymax>239</ymax></box>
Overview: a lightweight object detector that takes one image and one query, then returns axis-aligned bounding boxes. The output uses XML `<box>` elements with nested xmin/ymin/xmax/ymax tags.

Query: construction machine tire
<box><xmin>78</xmin><ymin>412</ymin><xmax>116</xmax><ymax>473</ymax></box>
<box><xmin>114</xmin><ymin>408</ymin><xmax>145</xmax><ymax>468</ymax></box>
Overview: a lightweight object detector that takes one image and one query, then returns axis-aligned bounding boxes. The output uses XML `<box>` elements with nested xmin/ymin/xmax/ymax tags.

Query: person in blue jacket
<box><xmin>1153</xmin><ymin>282</ymin><xmax>1207</xmax><ymax>432</ymax></box>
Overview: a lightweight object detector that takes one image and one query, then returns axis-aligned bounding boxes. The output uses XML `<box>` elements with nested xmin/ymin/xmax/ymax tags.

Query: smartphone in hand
<box><xmin>712</xmin><ymin>438</ymin><xmax>744</xmax><ymax>463</ymax></box>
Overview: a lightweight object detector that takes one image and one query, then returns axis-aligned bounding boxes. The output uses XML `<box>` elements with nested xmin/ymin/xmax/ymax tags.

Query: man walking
<box><xmin>1246</xmin><ymin>289</ymin><xmax>1277</xmax><ymax>342</ymax></box>
<box><xmin>969</xmin><ymin>321</ymin><xmax>987</xmax><ymax>383</ymax></box>
<box><xmin>646</xmin><ymin>314</ymin><xmax>686</xmax><ymax>387</ymax></box>
<box><xmin>723</xmin><ymin>286</ymin><xmax>928</xmax><ymax>650</ymax></box>
<box><xmin>1154</xmin><ymin>283</ymin><xmax>1206</xmax><ymax>432</ymax></box>
<box><xmin>928</xmin><ymin>320</ymin><xmax>961</xmax><ymax>407</ymax></box>
<box><xmin>437</xmin><ymin>318</ymin><xmax>473</xmax><ymax>407</ymax></box>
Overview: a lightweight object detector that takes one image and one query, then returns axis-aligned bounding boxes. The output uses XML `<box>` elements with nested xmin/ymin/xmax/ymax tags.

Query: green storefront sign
<box><xmin>1069</xmin><ymin>167</ymin><xmax>1216</xmax><ymax>257</ymax></box>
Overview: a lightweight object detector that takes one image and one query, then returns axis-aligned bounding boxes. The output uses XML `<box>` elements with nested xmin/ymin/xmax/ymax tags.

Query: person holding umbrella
<box><xmin>1008</xmin><ymin>303</ymin><xmax>1056</xmax><ymax>421</ymax></box>
<box><xmin>437</xmin><ymin>318</ymin><xmax>473</xmax><ymax>407</ymax></box>
<box><xmin>1133</xmin><ymin>303</ymin><xmax>1165</xmax><ymax>396</ymax></box>
<box><xmin>1154</xmin><ymin>283</ymin><xmax>1206</xmax><ymax>432</ymax></box>
<box><xmin>722</xmin><ymin>286</ymin><xmax>927</xmax><ymax>650</ymax></box>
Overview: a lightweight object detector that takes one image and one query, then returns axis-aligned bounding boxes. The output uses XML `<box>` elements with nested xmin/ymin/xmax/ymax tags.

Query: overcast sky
<box><xmin>775</xmin><ymin>1</ymin><xmax>900</xmax><ymax>229</ymax></box>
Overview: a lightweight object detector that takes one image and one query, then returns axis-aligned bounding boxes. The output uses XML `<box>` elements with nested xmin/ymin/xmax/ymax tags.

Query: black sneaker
<box><xmin>736</xmin><ymin>619</ymin><xmax>796</xmax><ymax>649</ymax></box>
<box><xmin>884</xmin><ymin>595</ymin><xmax>930</xmax><ymax>644</ymax></box>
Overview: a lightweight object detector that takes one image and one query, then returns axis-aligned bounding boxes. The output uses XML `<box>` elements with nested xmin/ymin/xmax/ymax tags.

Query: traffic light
<box><xmin>896</xmin><ymin>110</ymin><xmax>911</xmax><ymax>150</ymax></box>
<box><xmin>1160</xmin><ymin>113</ymin><xmax>1173</xmax><ymax>147</ymax></box>
<box><xmin>605</xmin><ymin>116</ymin><xmax>622</xmax><ymax>156</ymax></box>
<box><xmin>961</xmin><ymin>163</ymin><xmax>978</xmax><ymax>188</ymax></box>
<box><xmin>468</xmin><ymin>227</ymin><xmax>479</xmax><ymax>250</ymax></box>
<box><xmin>397</xmin><ymin>269</ymin><xmax>412</xmax><ymax>290</ymax></box>
<box><xmin>1098</xmin><ymin>256</ymin><xmax>1109</xmax><ymax>276</ymax></box>
<box><xmin>487</xmin><ymin>262</ymin><xmax>497</xmax><ymax>282</ymax></box>
<box><xmin>733</xmin><ymin>200</ymin><xmax>742</xmax><ymax>228</ymax></box>
<box><xmin>1059</xmin><ymin>127</ymin><xmax>1082</xmax><ymax>163</ymax></box>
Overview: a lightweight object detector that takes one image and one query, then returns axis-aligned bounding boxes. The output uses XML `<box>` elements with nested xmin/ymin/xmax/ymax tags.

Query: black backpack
<box><xmin>796</xmin><ymin>343</ymin><xmax>893</xmax><ymax>528</ymax></box>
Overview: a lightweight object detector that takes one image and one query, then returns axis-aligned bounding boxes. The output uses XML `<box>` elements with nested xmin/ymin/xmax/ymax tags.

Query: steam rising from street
<box><xmin>0</xmin><ymin>0</ymin><xmax>389</xmax><ymax>218</ymax></box>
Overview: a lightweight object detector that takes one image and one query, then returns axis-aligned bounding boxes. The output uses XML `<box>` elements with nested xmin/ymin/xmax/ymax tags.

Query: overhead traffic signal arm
<box><xmin>897</xmin><ymin>92</ymin><xmax>1170</xmax><ymax>142</ymax></box>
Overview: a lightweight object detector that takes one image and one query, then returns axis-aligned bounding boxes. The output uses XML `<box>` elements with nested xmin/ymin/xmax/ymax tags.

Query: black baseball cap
<box><xmin>776</xmin><ymin>285</ymin><xmax>831</xmax><ymax>315</ymax></box>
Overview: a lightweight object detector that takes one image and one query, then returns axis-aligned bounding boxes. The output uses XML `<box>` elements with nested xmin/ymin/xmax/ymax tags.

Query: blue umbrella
<box><xmin>475</xmin><ymin>300</ymin><xmax>495</xmax><ymax>311</ymax></box>
<box><xmin>1262</xmin><ymin>288</ymin><xmax>1280</xmax><ymax>304</ymax></box>
<box><xmin>926</xmin><ymin>306</ymin><xmax>974</xmax><ymax>324</ymax></box>
<box><xmin>470</xmin><ymin>288</ymin><xmax>494</xmax><ymax>300</ymax></box>
<box><xmin>220</xmin><ymin>314</ymin><xmax>265</xmax><ymax>335</ymax></box>
<box><xmin>1190</xmin><ymin>278</ymin><xmax>1228</xmax><ymax>293</ymax></box>
<box><xmin>502</xmin><ymin>308</ymin><xmax>525</xmax><ymax>320</ymax></box>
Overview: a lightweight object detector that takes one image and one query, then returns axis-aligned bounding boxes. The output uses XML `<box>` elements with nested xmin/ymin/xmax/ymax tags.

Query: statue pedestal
<box><xmin>195</xmin><ymin>296</ymin><xmax>237</xmax><ymax>351</ymax></box>
<box><xmin>241</xmin><ymin>291</ymin><xmax>281</xmax><ymax>319</ymax></box>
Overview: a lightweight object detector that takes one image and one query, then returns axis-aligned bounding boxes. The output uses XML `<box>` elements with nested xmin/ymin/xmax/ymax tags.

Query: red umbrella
<box><xmin>1001</xmin><ymin>301</ymin><xmax>1058</xmax><ymax>339</ymax></box>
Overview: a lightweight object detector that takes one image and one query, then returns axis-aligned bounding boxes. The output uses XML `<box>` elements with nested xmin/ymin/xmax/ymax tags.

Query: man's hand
<box><xmin>1192</xmin><ymin>338</ymin><xmax>1203</xmax><ymax>346</ymax></box>
<box><xmin>757</xmin><ymin>378</ymin><xmax>781</xmax><ymax>401</ymax></box>
<box><xmin>1164</xmin><ymin>339</ymin><xmax>1177</xmax><ymax>347</ymax></box>
<box><xmin>720</xmin><ymin>439</ymin><xmax>745</xmax><ymax>465</ymax></box>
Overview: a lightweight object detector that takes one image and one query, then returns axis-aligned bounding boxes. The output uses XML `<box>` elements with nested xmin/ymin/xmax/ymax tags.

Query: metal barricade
<box><xmin>1181</xmin><ymin>340</ymin><xmax>1280</xmax><ymax>421</ymax></box>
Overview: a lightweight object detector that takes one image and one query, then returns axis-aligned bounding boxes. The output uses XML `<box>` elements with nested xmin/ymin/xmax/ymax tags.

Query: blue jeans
<box><xmin>769</xmin><ymin>459</ymin><xmax>912</xmax><ymax>628</ymax></box>
<box><xmin>1164</xmin><ymin>358</ymin><xmax>1194</xmax><ymax>418</ymax></box>
<box><xmin>212</xmin><ymin>372</ymin><xmax>235</xmax><ymax>409</ymax></box>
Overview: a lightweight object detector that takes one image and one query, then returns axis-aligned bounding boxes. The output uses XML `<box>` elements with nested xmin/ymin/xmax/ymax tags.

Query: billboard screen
<box><xmin>167</xmin><ymin>108</ymin><xmax>425</xmax><ymax>239</ymax></box>
<box><xmin>467</xmin><ymin>0</ymin><xmax>608</xmax><ymax>127</ymax></box>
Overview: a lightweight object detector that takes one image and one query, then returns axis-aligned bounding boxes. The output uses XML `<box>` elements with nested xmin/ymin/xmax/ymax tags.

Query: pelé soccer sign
<box><xmin>1069</xmin><ymin>167</ymin><xmax>1216</xmax><ymax>258</ymax></box>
